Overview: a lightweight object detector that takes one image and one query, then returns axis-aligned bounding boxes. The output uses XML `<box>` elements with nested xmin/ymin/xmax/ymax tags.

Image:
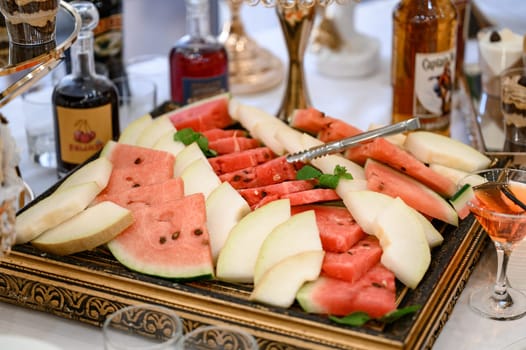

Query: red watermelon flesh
<box><xmin>291</xmin><ymin>205</ymin><xmax>364</xmax><ymax>252</ymax></box>
<box><xmin>167</xmin><ymin>93</ymin><xmax>234</xmax><ymax>132</ymax></box>
<box><xmin>291</xmin><ymin>205</ymin><xmax>355</xmax><ymax>225</ymax></box>
<box><xmin>99</xmin><ymin>165</ymin><xmax>174</xmax><ymax>198</ymax></box>
<box><xmin>317</xmin><ymin>120</ymin><xmax>362</xmax><ymax>143</ymax></box>
<box><xmin>238</xmin><ymin>180</ymin><xmax>316</xmax><ymax>207</ymax></box>
<box><xmin>95</xmin><ymin>178</ymin><xmax>185</xmax><ymax>211</ymax></box>
<box><xmin>296</xmin><ymin>263</ymin><xmax>396</xmax><ymax>318</ymax></box>
<box><xmin>321</xmin><ymin>235</ymin><xmax>382</xmax><ymax>283</ymax></box>
<box><xmin>208</xmin><ymin>147</ymin><xmax>275</xmax><ymax>175</ymax></box>
<box><xmin>345</xmin><ymin>137</ymin><xmax>457</xmax><ymax>197</ymax></box>
<box><xmin>365</xmin><ymin>159</ymin><xmax>459</xmax><ymax>226</ymax></box>
<box><xmin>289</xmin><ymin>107</ymin><xmax>328</xmax><ymax>134</ymax></box>
<box><xmin>107</xmin><ymin>193</ymin><xmax>214</xmax><ymax>280</ymax></box>
<box><xmin>201</xmin><ymin>128</ymin><xmax>246</xmax><ymax>141</ymax></box>
<box><xmin>208</xmin><ymin>137</ymin><xmax>260</xmax><ymax>155</ymax></box>
<box><xmin>283</xmin><ymin>189</ymin><xmax>340</xmax><ymax>206</ymax></box>
<box><xmin>105</xmin><ymin>142</ymin><xmax>175</xmax><ymax>171</ymax></box>
<box><xmin>219</xmin><ymin>156</ymin><xmax>300</xmax><ymax>190</ymax></box>
<box><xmin>318</xmin><ymin>222</ymin><xmax>366</xmax><ymax>253</ymax></box>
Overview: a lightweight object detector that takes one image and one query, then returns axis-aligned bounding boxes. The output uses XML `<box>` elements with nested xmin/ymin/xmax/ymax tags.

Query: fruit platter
<box><xmin>0</xmin><ymin>93</ymin><xmax>497</xmax><ymax>349</ymax></box>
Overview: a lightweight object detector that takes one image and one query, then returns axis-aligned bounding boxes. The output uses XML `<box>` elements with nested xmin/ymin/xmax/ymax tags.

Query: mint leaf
<box><xmin>318</xmin><ymin>173</ymin><xmax>339</xmax><ymax>189</ymax></box>
<box><xmin>296</xmin><ymin>165</ymin><xmax>322</xmax><ymax>180</ymax></box>
<box><xmin>380</xmin><ymin>305</ymin><xmax>421</xmax><ymax>324</ymax></box>
<box><xmin>173</xmin><ymin>128</ymin><xmax>217</xmax><ymax>157</ymax></box>
<box><xmin>334</xmin><ymin>165</ymin><xmax>353</xmax><ymax>180</ymax></box>
<box><xmin>329</xmin><ymin>305</ymin><xmax>421</xmax><ymax>328</ymax></box>
<box><xmin>329</xmin><ymin>312</ymin><xmax>371</xmax><ymax>327</ymax></box>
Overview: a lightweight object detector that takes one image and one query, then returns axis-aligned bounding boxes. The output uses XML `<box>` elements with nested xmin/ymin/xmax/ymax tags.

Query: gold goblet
<box><xmin>220</xmin><ymin>1</ymin><xmax>284</xmax><ymax>95</ymax></box>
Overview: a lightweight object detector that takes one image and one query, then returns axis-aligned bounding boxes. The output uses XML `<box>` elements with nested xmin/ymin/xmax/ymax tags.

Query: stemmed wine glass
<box><xmin>465</xmin><ymin>167</ymin><xmax>526</xmax><ymax>320</ymax></box>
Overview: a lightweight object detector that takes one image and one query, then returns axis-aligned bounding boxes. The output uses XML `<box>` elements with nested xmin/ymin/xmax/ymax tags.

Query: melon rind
<box><xmin>118</xmin><ymin>114</ymin><xmax>153</xmax><ymax>145</ymax></box>
<box><xmin>55</xmin><ymin>157</ymin><xmax>112</xmax><ymax>193</ymax></box>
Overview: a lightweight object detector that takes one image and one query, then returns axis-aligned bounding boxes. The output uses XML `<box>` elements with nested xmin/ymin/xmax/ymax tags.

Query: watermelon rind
<box><xmin>162</xmin><ymin>92</ymin><xmax>231</xmax><ymax>120</ymax></box>
<box><xmin>449</xmin><ymin>183</ymin><xmax>475</xmax><ymax>220</ymax></box>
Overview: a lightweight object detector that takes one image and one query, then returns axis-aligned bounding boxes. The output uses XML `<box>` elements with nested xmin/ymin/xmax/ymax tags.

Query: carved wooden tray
<box><xmin>0</xmin><ymin>172</ymin><xmax>488</xmax><ymax>349</ymax></box>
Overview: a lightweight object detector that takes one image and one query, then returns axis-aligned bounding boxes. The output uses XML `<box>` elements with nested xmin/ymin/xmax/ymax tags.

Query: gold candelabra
<box><xmin>232</xmin><ymin>0</ymin><xmax>350</xmax><ymax>122</ymax></box>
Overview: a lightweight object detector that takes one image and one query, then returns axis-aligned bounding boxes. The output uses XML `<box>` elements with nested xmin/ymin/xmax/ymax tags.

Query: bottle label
<box><xmin>56</xmin><ymin>104</ymin><xmax>113</xmax><ymax>164</ymax></box>
<box><xmin>413</xmin><ymin>50</ymin><xmax>455</xmax><ymax>117</ymax></box>
<box><xmin>93</xmin><ymin>13</ymin><xmax>123</xmax><ymax>58</ymax></box>
<box><xmin>182</xmin><ymin>74</ymin><xmax>228</xmax><ymax>105</ymax></box>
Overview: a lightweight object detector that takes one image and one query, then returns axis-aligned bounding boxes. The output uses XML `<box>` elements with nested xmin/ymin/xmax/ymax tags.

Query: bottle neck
<box><xmin>185</xmin><ymin>0</ymin><xmax>211</xmax><ymax>38</ymax></box>
<box><xmin>71</xmin><ymin>32</ymin><xmax>96</xmax><ymax>77</ymax></box>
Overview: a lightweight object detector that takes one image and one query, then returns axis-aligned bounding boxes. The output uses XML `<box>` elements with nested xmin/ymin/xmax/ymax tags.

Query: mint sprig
<box><xmin>328</xmin><ymin>305</ymin><xmax>421</xmax><ymax>327</ymax></box>
<box><xmin>296</xmin><ymin>164</ymin><xmax>353</xmax><ymax>189</ymax></box>
<box><xmin>173</xmin><ymin>128</ymin><xmax>217</xmax><ymax>157</ymax></box>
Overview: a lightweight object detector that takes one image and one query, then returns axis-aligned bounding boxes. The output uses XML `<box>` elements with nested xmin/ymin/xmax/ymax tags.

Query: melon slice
<box><xmin>181</xmin><ymin>158</ymin><xmax>221</xmax><ymax>198</ymax></box>
<box><xmin>55</xmin><ymin>157</ymin><xmax>112</xmax><ymax>193</ymax></box>
<box><xmin>365</xmin><ymin>159</ymin><xmax>458</xmax><ymax>226</ymax></box>
<box><xmin>404</xmin><ymin>131</ymin><xmax>491</xmax><ymax>172</ymax></box>
<box><xmin>166</xmin><ymin>93</ymin><xmax>233</xmax><ymax>132</ymax></box>
<box><xmin>429</xmin><ymin>163</ymin><xmax>471</xmax><ymax>186</ymax></box>
<box><xmin>108</xmin><ymin>193</ymin><xmax>214</xmax><ymax>280</ymax></box>
<box><xmin>136</xmin><ymin>115</ymin><xmax>176</xmax><ymax>148</ymax></box>
<box><xmin>253</xmin><ymin>210</ymin><xmax>322</xmax><ymax>285</ymax></box>
<box><xmin>152</xmin><ymin>131</ymin><xmax>186</xmax><ymax>158</ymax></box>
<box><xmin>374</xmin><ymin>197</ymin><xmax>431</xmax><ymax>289</ymax></box>
<box><xmin>31</xmin><ymin>201</ymin><xmax>133</xmax><ymax>256</ymax></box>
<box><xmin>216</xmin><ymin>199</ymin><xmax>291</xmax><ymax>283</ymax></box>
<box><xmin>118</xmin><ymin>114</ymin><xmax>153</xmax><ymax>145</ymax></box>
<box><xmin>173</xmin><ymin>142</ymin><xmax>209</xmax><ymax>177</ymax></box>
<box><xmin>15</xmin><ymin>182</ymin><xmax>102</xmax><ymax>244</ymax></box>
<box><xmin>206</xmin><ymin>182</ymin><xmax>251</xmax><ymax>262</ymax></box>
<box><xmin>274</xmin><ymin>126</ymin><xmax>305</xmax><ymax>155</ymax></box>
<box><xmin>250</xmin><ymin>250</ymin><xmax>324</xmax><ymax>308</ymax></box>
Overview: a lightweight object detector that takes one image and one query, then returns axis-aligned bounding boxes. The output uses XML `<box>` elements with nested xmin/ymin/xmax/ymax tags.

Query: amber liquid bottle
<box><xmin>391</xmin><ymin>0</ymin><xmax>457</xmax><ymax>135</ymax></box>
<box><xmin>169</xmin><ymin>0</ymin><xmax>229</xmax><ymax>105</ymax></box>
<box><xmin>53</xmin><ymin>2</ymin><xmax>119</xmax><ymax>177</ymax></box>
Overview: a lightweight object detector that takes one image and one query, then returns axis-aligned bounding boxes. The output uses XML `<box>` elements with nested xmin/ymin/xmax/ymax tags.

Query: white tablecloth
<box><xmin>2</xmin><ymin>0</ymin><xmax>526</xmax><ymax>349</ymax></box>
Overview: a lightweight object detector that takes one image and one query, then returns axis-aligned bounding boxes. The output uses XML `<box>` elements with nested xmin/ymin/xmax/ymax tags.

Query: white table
<box><xmin>2</xmin><ymin>0</ymin><xmax>526</xmax><ymax>349</ymax></box>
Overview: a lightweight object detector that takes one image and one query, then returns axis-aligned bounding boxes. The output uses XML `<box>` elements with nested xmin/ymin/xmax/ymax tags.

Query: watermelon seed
<box><xmin>172</xmin><ymin>232</ymin><xmax>180</xmax><ymax>240</ymax></box>
<box><xmin>233</xmin><ymin>175</ymin><xmax>242</xmax><ymax>182</ymax></box>
<box><xmin>134</xmin><ymin>158</ymin><xmax>143</xmax><ymax>164</ymax></box>
<box><xmin>347</xmin><ymin>251</ymin><xmax>354</xmax><ymax>255</ymax></box>
<box><xmin>372</xmin><ymin>282</ymin><xmax>384</xmax><ymax>289</ymax></box>
<box><xmin>194</xmin><ymin>228</ymin><xmax>203</xmax><ymax>236</ymax></box>
<box><xmin>159</xmin><ymin>236</ymin><xmax>167</xmax><ymax>244</ymax></box>
<box><xmin>132</xmin><ymin>183</ymin><xmax>140</xmax><ymax>188</ymax></box>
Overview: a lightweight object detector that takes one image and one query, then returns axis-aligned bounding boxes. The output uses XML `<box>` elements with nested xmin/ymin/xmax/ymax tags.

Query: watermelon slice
<box><xmin>208</xmin><ymin>137</ymin><xmax>260</xmax><ymax>155</ymax></box>
<box><xmin>321</xmin><ymin>236</ymin><xmax>383</xmax><ymax>283</ymax></box>
<box><xmin>345</xmin><ymin>137</ymin><xmax>457</xmax><ymax>197</ymax></box>
<box><xmin>291</xmin><ymin>205</ymin><xmax>365</xmax><ymax>252</ymax></box>
<box><xmin>95</xmin><ymin>178</ymin><xmax>185</xmax><ymax>211</ymax></box>
<box><xmin>238</xmin><ymin>180</ymin><xmax>316</xmax><ymax>208</ymax></box>
<box><xmin>102</xmin><ymin>141</ymin><xmax>175</xmax><ymax>171</ymax></box>
<box><xmin>108</xmin><ymin>193</ymin><xmax>214</xmax><ymax>280</ymax></box>
<box><xmin>365</xmin><ymin>159</ymin><xmax>458</xmax><ymax>226</ymax></box>
<box><xmin>219</xmin><ymin>156</ymin><xmax>300</xmax><ymax>190</ymax></box>
<box><xmin>317</xmin><ymin>120</ymin><xmax>362</xmax><ymax>143</ymax></box>
<box><xmin>201</xmin><ymin>128</ymin><xmax>246</xmax><ymax>141</ymax></box>
<box><xmin>282</xmin><ymin>189</ymin><xmax>340</xmax><ymax>206</ymax></box>
<box><xmin>208</xmin><ymin>147</ymin><xmax>275</xmax><ymax>175</ymax></box>
<box><xmin>165</xmin><ymin>93</ymin><xmax>234</xmax><ymax>132</ymax></box>
<box><xmin>296</xmin><ymin>263</ymin><xmax>396</xmax><ymax>318</ymax></box>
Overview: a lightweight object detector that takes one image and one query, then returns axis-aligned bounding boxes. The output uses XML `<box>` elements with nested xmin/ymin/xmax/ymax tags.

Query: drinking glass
<box><xmin>103</xmin><ymin>304</ymin><xmax>183</xmax><ymax>350</ymax></box>
<box><xmin>176</xmin><ymin>325</ymin><xmax>258</xmax><ymax>350</ymax></box>
<box><xmin>465</xmin><ymin>168</ymin><xmax>526</xmax><ymax>320</ymax></box>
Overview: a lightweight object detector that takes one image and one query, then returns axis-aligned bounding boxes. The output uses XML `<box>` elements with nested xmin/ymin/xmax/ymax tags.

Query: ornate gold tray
<box><xmin>0</xmin><ymin>174</ymin><xmax>489</xmax><ymax>349</ymax></box>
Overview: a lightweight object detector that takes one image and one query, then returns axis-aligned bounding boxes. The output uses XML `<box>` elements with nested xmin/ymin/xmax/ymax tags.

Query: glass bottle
<box><xmin>169</xmin><ymin>0</ymin><xmax>229</xmax><ymax>105</ymax></box>
<box><xmin>391</xmin><ymin>0</ymin><xmax>457</xmax><ymax>136</ymax></box>
<box><xmin>52</xmin><ymin>1</ymin><xmax>119</xmax><ymax>178</ymax></box>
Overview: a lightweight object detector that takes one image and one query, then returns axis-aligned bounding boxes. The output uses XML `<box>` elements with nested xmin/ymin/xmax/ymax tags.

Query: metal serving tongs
<box><xmin>286</xmin><ymin>117</ymin><xmax>421</xmax><ymax>163</ymax></box>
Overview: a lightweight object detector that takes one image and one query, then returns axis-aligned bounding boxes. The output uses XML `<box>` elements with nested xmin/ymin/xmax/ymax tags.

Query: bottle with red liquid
<box><xmin>169</xmin><ymin>0</ymin><xmax>229</xmax><ymax>105</ymax></box>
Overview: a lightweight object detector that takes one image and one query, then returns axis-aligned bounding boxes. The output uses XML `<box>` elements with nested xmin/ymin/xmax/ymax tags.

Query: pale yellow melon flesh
<box><xmin>31</xmin><ymin>201</ymin><xmax>133</xmax><ymax>256</ymax></box>
<box><xmin>15</xmin><ymin>182</ymin><xmax>102</xmax><ymax>244</ymax></box>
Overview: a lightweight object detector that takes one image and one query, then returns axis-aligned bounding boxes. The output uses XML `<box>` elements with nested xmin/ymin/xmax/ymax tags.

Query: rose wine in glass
<box><xmin>467</xmin><ymin>168</ymin><xmax>526</xmax><ymax>320</ymax></box>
